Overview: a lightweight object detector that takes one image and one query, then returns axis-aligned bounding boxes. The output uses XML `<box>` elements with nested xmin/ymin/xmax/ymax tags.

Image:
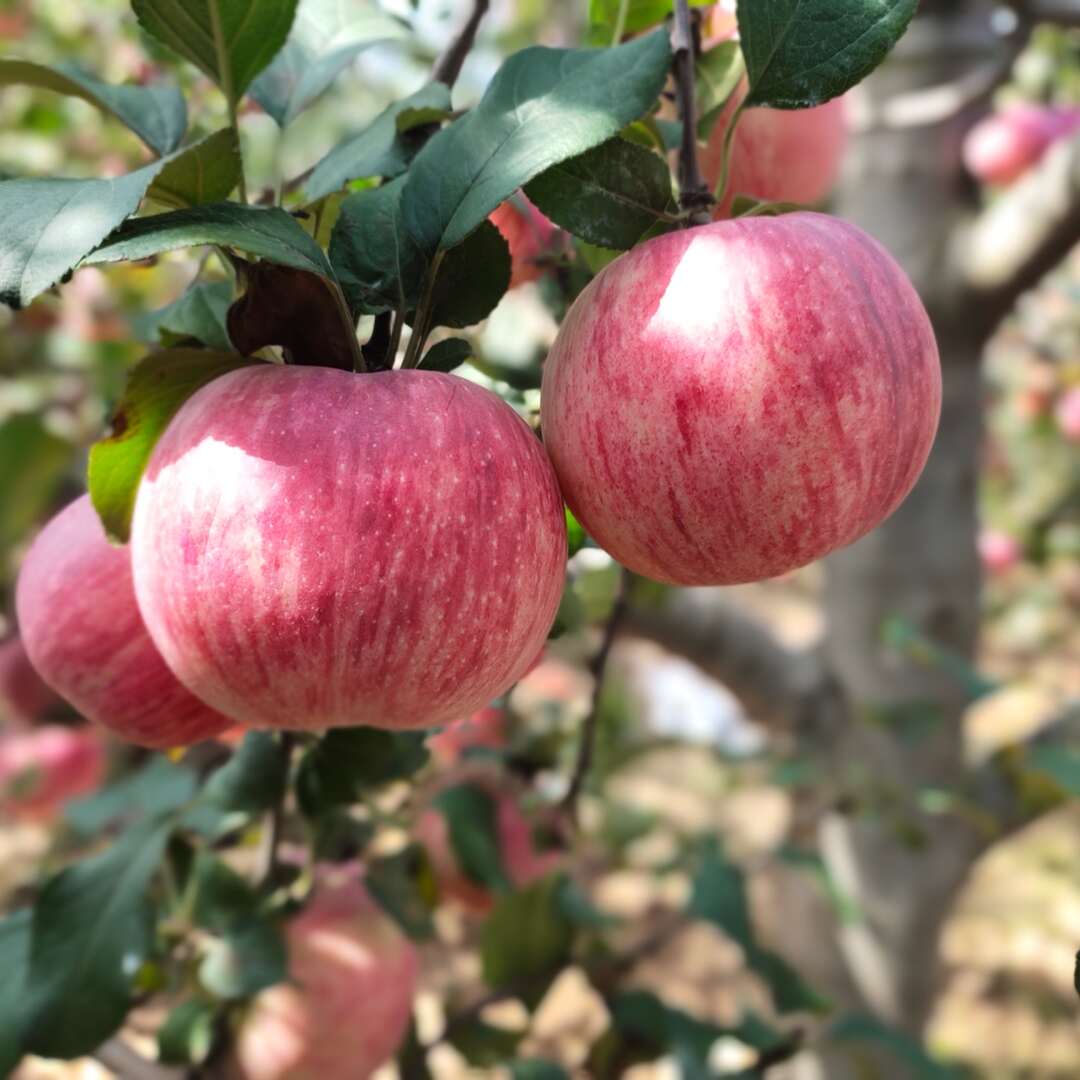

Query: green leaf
<box><xmin>420</xmin><ymin>337</ymin><xmax>472</xmax><ymax>374</ymax></box>
<box><xmin>0</xmin><ymin>415</ymin><xmax>72</xmax><ymax>555</ymax></box>
<box><xmin>737</xmin><ymin>0</ymin><xmax>917</xmax><ymax>109</ymax></box>
<box><xmin>22</xmin><ymin>818</ymin><xmax>173</xmax><ymax>1059</ymax></box>
<box><xmin>447</xmin><ymin>1018</ymin><xmax>523</xmax><ymax>1068</ymax></box>
<box><xmin>146</xmin><ymin>128</ymin><xmax>242</xmax><ymax>208</ymax></box>
<box><xmin>695</xmin><ymin>40</ymin><xmax>744</xmax><ymax>137</ymax></box>
<box><xmin>588</xmin><ymin>0</ymin><xmax>709</xmax><ymax>38</ymax></box>
<box><xmin>200</xmin><ymin>731</ymin><xmax>291</xmax><ymax>815</ymax></box>
<box><xmin>85</xmin><ymin>202</ymin><xmax>334</xmax><ymax>278</ymax></box>
<box><xmin>0</xmin><ymin>910</ymin><xmax>31</xmax><ymax>1075</ymax></box>
<box><xmin>296</xmin><ymin>728</ymin><xmax>429</xmax><ymax>817</ymax></box>
<box><xmin>65</xmin><ymin>756</ymin><xmax>198</xmax><ymax>835</ymax></box>
<box><xmin>480</xmin><ymin>875</ymin><xmax>573</xmax><ymax>996</ymax></box>
<box><xmin>132</xmin><ymin>0</ymin><xmax>299</xmax><ymax>103</ymax></box>
<box><xmin>1028</xmin><ymin>745</ymin><xmax>1080</xmax><ymax>796</ymax></box>
<box><xmin>198</xmin><ymin>916</ymin><xmax>287</xmax><ymax>999</ymax></box>
<box><xmin>132</xmin><ymin>279</ymin><xmax>234</xmax><ymax>351</ymax></box>
<box><xmin>524</xmin><ymin>137</ymin><xmax>675</xmax><ymax>251</ymax></box>
<box><xmin>425</xmin><ymin>220</ymin><xmax>510</xmax><ymax>330</ymax></box>
<box><xmin>434</xmin><ymin>783</ymin><xmax>511</xmax><ymax>894</ymax></box>
<box><xmin>158</xmin><ymin>998</ymin><xmax>217</xmax><ymax>1066</ymax></box>
<box><xmin>0</xmin><ymin>59</ymin><xmax>186</xmax><ymax>155</ymax></box>
<box><xmin>827</xmin><ymin>1013</ymin><xmax>965</xmax><ymax>1079</ymax></box>
<box><xmin>187</xmin><ymin>852</ymin><xmax>263</xmax><ymax>933</ymax></box>
<box><xmin>687</xmin><ymin>841</ymin><xmax>753</xmax><ymax>947</ymax></box>
<box><xmin>556</xmin><ymin>876</ymin><xmax>618</xmax><ymax>929</ymax></box>
<box><xmin>306</xmin><ymin>83</ymin><xmax>452</xmax><ymax>203</ymax></box>
<box><xmin>750</xmin><ymin>948</ymin><xmax>830</xmax><ymax>1014</ymax></box>
<box><xmin>88</xmin><ymin>349</ymin><xmax>258</xmax><ymax>542</ymax></box>
<box><xmin>730</xmin><ymin>195</ymin><xmax>804</xmax><ymax>218</ymax></box>
<box><xmin>400</xmin><ymin>29</ymin><xmax>672</xmax><ymax>257</ymax></box>
<box><xmin>250</xmin><ymin>0</ymin><xmax>408</xmax><ymax>126</ymax></box>
<box><xmin>511</xmin><ymin>1062</ymin><xmax>570</xmax><ymax>1080</ymax></box>
<box><xmin>365</xmin><ymin>845</ymin><xmax>438</xmax><ymax>941</ymax></box>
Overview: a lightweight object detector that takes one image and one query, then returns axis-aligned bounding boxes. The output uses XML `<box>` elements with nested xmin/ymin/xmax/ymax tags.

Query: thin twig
<box><xmin>671</xmin><ymin>0</ymin><xmax>713</xmax><ymax>224</ymax></box>
<box><xmin>433</xmin><ymin>0</ymin><xmax>491</xmax><ymax>88</ymax></box>
<box><xmin>560</xmin><ymin>568</ymin><xmax>632</xmax><ymax>820</ymax></box>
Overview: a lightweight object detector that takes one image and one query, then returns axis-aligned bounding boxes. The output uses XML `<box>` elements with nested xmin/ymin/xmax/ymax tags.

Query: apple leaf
<box><xmin>132</xmin><ymin>279</ymin><xmax>234</xmax><ymax>351</ymax></box>
<box><xmin>424</xmin><ymin>220</ymin><xmax>511</xmax><ymax>330</ymax></box>
<box><xmin>250</xmin><ymin>0</ymin><xmax>408</xmax><ymax>126</ymax></box>
<box><xmin>158</xmin><ymin>999</ymin><xmax>217</xmax><ymax>1066</ymax></box>
<box><xmin>198</xmin><ymin>731</ymin><xmax>291</xmax><ymax>816</ymax></box>
<box><xmin>420</xmin><ymin>337</ymin><xmax>472</xmax><ymax>374</ymax></box>
<box><xmin>305</xmin><ymin>82</ymin><xmax>452</xmax><ymax>203</ymax></box>
<box><xmin>0</xmin><ymin>59</ymin><xmax>186</xmax><ymax>155</ymax></box>
<box><xmin>0</xmin><ymin>910</ymin><xmax>30</xmax><ymax>1075</ymax></box>
<box><xmin>525</xmin><ymin>137</ymin><xmax>676</xmax><ymax>251</ymax></box>
<box><xmin>400</xmin><ymin>29</ymin><xmax>672</xmax><ymax>257</ymax></box>
<box><xmin>827</xmin><ymin>1014</ymin><xmax>965</xmax><ymax>1079</ymax></box>
<box><xmin>132</xmin><ymin>0</ymin><xmax>298</xmax><ymax>104</ymax></box>
<box><xmin>198</xmin><ymin>917</ymin><xmax>286</xmax><ymax>1000</ymax></box>
<box><xmin>85</xmin><ymin>202</ymin><xmax>333</xmax><ymax>278</ymax></box>
<box><xmin>88</xmin><ymin>348</ymin><xmax>259</xmax><ymax>542</ymax></box>
<box><xmin>587</xmin><ymin>0</ymin><xmax>709</xmax><ymax>40</ymax></box>
<box><xmin>364</xmin><ymin>845</ymin><xmax>438</xmax><ymax>941</ymax></box>
<box><xmin>737</xmin><ymin>0</ymin><xmax>917</xmax><ymax>109</ymax></box>
<box><xmin>446</xmin><ymin>1018</ymin><xmax>524</xmax><ymax>1068</ymax></box>
<box><xmin>0</xmin><ymin>415</ymin><xmax>72</xmax><ymax>552</ymax></box>
<box><xmin>145</xmin><ymin>128</ymin><xmax>242</xmax><ymax>209</ymax></box>
<box><xmin>65</xmin><ymin>756</ymin><xmax>198</xmax><ymax>836</ymax></box>
<box><xmin>434</xmin><ymin>783</ymin><xmax>512</xmax><ymax>894</ymax></box>
<box><xmin>21</xmin><ymin>818</ymin><xmax>173</xmax><ymax>1059</ymax></box>
<box><xmin>695</xmin><ymin>40</ymin><xmax>744</xmax><ymax>137</ymax></box>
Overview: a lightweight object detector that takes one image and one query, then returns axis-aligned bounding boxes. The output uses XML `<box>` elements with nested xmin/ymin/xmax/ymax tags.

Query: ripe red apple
<box><xmin>131</xmin><ymin>366</ymin><xmax>567</xmax><ymax>731</ymax></box>
<box><xmin>490</xmin><ymin>195</ymin><xmax>556</xmax><ymax>288</ymax></box>
<box><xmin>540</xmin><ymin>212</ymin><xmax>941</xmax><ymax>586</ymax></box>
<box><xmin>0</xmin><ymin>635</ymin><xmax>58</xmax><ymax>727</ymax></box>
<box><xmin>701</xmin><ymin>79</ymin><xmax>848</xmax><ymax>217</ymax></box>
<box><xmin>963</xmin><ymin>104</ymin><xmax>1080</xmax><ymax>187</ymax></box>
<box><xmin>0</xmin><ymin>725</ymin><xmax>105</xmax><ymax>820</ymax></box>
<box><xmin>231</xmin><ymin>865</ymin><xmax>418</xmax><ymax>1080</ymax></box>
<box><xmin>416</xmin><ymin>769</ymin><xmax>563</xmax><ymax>912</ymax></box>
<box><xmin>15</xmin><ymin>496</ymin><xmax>232</xmax><ymax>748</ymax></box>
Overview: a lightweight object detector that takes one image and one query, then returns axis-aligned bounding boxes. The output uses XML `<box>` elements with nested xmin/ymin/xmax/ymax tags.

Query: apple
<box><xmin>978</xmin><ymin>530</ymin><xmax>1021</xmax><ymax>575</ymax></box>
<box><xmin>700</xmin><ymin>79</ymin><xmax>848</xmax><ymax>217</ymax></box>
<box><xmin>416</xmin><ymin>768</ymin><xmax>563</xmax><ymax>912</ymax></box>
<box><xmin>231</xmin><ymin>865</ymin><xmax>418</xmax><ymax>1080</ymax></box>
<box><xmin>1055</xmin><ymin>387</ymin><xmax>1080</xmax><ymax>443</ymax></box>
<box><xmin>0</xmin><ymin>725</ymin><xmax>105</xmax><ymax>820</ymax></box>
<box><xmin>963</xmin><ymin>104</ymin><xmax>1080</xmax><ymax>187</ymax></box>
<box><xmin>131</xmin><ymin>366</ymin><xmax>567</xmax><ymax>731</ymax></box>
<box><xmin>540</xmin><ymin>212</ymin><xmax>941</xmax><ymax>586</ymax></box>
<box><xmin>15</xmin><ymin>496</ymin><xmax>232</xmax><ymax>749</ymax></box>
<box><xmin>490</xmin><ymin>195</ymin><xmax>556</xmax><ymax>288</ymax></box>
<box><xmin>0</xmin><ymin>635</ymin><xmax>58</xmax><ymax>727</ymax></box>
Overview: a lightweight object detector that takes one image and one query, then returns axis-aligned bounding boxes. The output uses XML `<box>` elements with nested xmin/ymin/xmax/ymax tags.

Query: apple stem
<box><xmin>671</xmin><ymin>0</ymin><xmax>714</xmax><ymax>225</ymax></box>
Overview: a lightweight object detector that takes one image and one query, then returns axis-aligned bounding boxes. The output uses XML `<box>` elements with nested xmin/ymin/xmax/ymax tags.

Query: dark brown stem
<box><xmin>433</xmin><ymin>0</ymin><xmax>491</xmax><ymax>88</ymax></box>
<box><xmin>671</xmin><ymin>0</ymin><xmax>713</xmax><ymax>224</ymax></box>
<box><xmin>560</xmin><ymin>568</ymin><xmax>631</xmax><ymax>820</ymax></box>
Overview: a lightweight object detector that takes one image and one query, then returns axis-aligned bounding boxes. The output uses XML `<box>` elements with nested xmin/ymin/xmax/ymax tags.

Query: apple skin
<box><xmin>0</xmin><ymin>635</ymin><xmax>58</xmax><ymax>727</ymax></box>
<box><xmin>231</xmin><ymin>866</ymin><xmax>418</xmax><ymax>1080</ymax></box>
<box><xmin>15</xmin><ymin>497</ymin><xmax>232</xmax><ymax>749</ymax></box>
<box><xmin>0</xmin><ymin>725</ymin><xmax>105</xmax><ymax>820</ymax></box>
<box><xmin>701</xmin><ymin>79</ymin><xmax>848</xmax><ymax>217</ymax></box>
<box><xmin>131</xmin><ymin>366</ymin><xmax>567</xmax><ymax>732</ymax></box>
<box><xmin>540</xmin><ymin>212</ymin><xmax>941</xmax><ymax>586</ymax></box>
<box><xmin>490</xmin><ymin>195</ymin><xmax>556</xmax><ymax>288</ymax></box>
<box><xmin>963</xmin><ymin>104</ymin><xmax>1080</xmax><ymax>187</ymax></box>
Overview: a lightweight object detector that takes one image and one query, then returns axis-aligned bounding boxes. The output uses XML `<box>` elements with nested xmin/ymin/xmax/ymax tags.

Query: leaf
<box><xmin>588</xmin><ymin>0</ymin><xmax>710</xmax><ymax>38</ymax></box>
<box><xmin>556</xmin><ymin>877</ymin><xmax>618</xmax><ymax>929</ymax></box>
<box><xmin>85</xmin><ymin>202</ymin><xmax>334</xmax><ymax>278</ymax></box>
<box><xmin>737</xmin><ymin>0</ymin><xmax>918</xmax><ymax>109</ymax></box>
<box><xmin>200</xmin><ymin>730</ymin><xmax>290</xmax><ymax>815</ymax></box>
<box><xmin>296</xmin><ymin>729</ymin><xmax>429</xmax><ymax>817</ymax></box>
<box><xmin>1028</xmin><ymin>745</ymin><xmax>1080</xmax><ymax>796</ymax></box>
<box><xmin>250</xmin><ymin>0</ymin><xmax>408</xmax><ymax>126</ymax></box>
<box><xmin>0</xmin><ymin>910</ymin><xmax>30</xmax><ymax>1075</ymax></box>
<box><xmin>187</xmin><ymin>851</ymin><xmax>262</xmax><ymax>932</ymax></box>
<box><xmin>0</xmin><ymin>415</ymin><xmax>71</xmax><ymax>554</ymax></box>
<box><xmin>65</xmin><ymin>756</ymin><xmax>198</xmax><ymax>835</ymax></box>
<box><xmin>827</xmin><ymin>1013</ymin><xmax>965</xmax><ymax>1079</ymax></box>
<box><xmin>365</xmin><ymin>845</ymin><xmax>438</xmax><ymax>941</ymax></box>
<box><xmin>447</xmin><ymin>1018</ymin><xmax>523</xmax><ymax>1068</ymax></box>
<box><xmin>695</xmin><ymin>40</ymin><xmax>744</xmax><ymax>137</ymax></box>
<box><xmin>305</xmin><ymin>82</ymin><xmax>452</xmax><ymax>203</ymax></box>
<box><xmin>420</xmin><ymin>337</ymin><xmax>472</xmax><ymax>374</ymax></box>
<box><xmin>434</xmin><ymin>783</ymin><xmax>511</xmax><ymax>894</ymax></box>
<box><xmin>132</xmin><ymin>279</ymin><xmax>234</xmax><ymax>351</ymax></box>
<box><xmin>525</xmin><ymin>137</ymin><xmax>675</xmax><ymax>251</ymax></box>
<box><xmin>687</xmin><ymin>841</ymin><xmax>753</xmax><ymax>947</ymax></box>
<box><xmin>21</xmin><ymin>818</ymin><xmax>173</xmax><ymax>1059</ymax></box>
<box><xmin>132</xmin><ymin>0</ymin><xmax>299</xmax><ymax>103</ymax></box>
<box><xmin>730</xmin><ymin>195</ymin><xmax>804</xmax><ymax>218</ymax></box>
<box><xmin>0</xmin><ymin>59</ymin><xmax>186</xmax><ymax>155</ymax></box>
<box><xmin>511</xmin><ymin>1063</ymin><xmax>570</xmax><ymax>1080</ymax></box>
<box><xmin>480</xmin><ymin>875</ymin><xmax>573</xmax><ymax>996</ymax></box>
<box><xmin>146</xmin><ymin>128</ymin><xmax>242</xmax><ymax>209</ymax></box>
<box><xmin>88</xmin><ymin>348</ymin><xmax>258</xmax><ymax>542</ymax></box>
<box><xmin>198</xmin><ymin>916</ymin><xmax>287</xmax><ymax>999</ymax></box>
<box><xmin>750</xmin><ymin>948</ymin><xmax>830</xmax><ymax>1014</ymax></box>
<box><xmin>400</xmin><ymin>29</ymin><xmax>672</xmax><ymax>257</ymax></box>
<box><xmin>424</xmin><ymin>220</ymin><xmax>510</xmax><ymax>330</ymax></box>
<box><xmin>158</xmin><ymin>999</ymin><xmax>217</xmax><ymax>1066</ymax></box>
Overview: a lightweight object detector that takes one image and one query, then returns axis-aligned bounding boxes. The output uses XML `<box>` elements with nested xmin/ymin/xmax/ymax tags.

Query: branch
<box><xmin>432</xmin><ymin>0</ymin><xmax>490</xmax><ymax>89</ymax></box>
<box><xmin>94</xmin><ymin>1037</ymin><xmax>184</xmax><ymax>1080</ymax></box>
<box><xmin>962</xmin><ymin>130</ymin><xmax>1080</xmax><ymax>326</ymax></box>
<box><xmin>670</xmin><ymin>0</ymin><xmax>713</xmax><ymax>223</ymax></box>
<box><xmin>622</xmin><ymin>588</ymin><xmax>828</xmax><ymax>730</ymax></box>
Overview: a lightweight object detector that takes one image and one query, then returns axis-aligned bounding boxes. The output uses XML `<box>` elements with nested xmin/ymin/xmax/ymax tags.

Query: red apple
<box><xmin>15</xmin><ymin>496</ymin><xmax>232</xmax><ymax>748</ymax></box>
<box><xmin>231</xmin><ymin>865</ymin><xmax>418</xmax><ymax>1080</ymax></box>
<box><xmin>963</xmin><ymin>104</ymin><xmax>1080</xmax><ymax>187</ymax></box>
<box><xmin>131</xmin><ymin>366</ymin><xmax>567</xmax><ymax>731</ymax></box>
<box><xmin>978</xmin><ymin>530</ymin><xmax>1021</xmax><ymax>575</ymax></box>
<box><xmin>1055</xmin><ymin>387</ymin><xmax>1080</xmax><ymax>443</ymax></box>
<box><xmin>540</xmin><ymin>212</ymin><xmax>941</xmax><ymax>586</ymax></box>
<box><xmin>0</xmin><ymin>635</ymin><xmax>58</xmax><ymax>727</ymax></box>
<box><xmin>490</xmin><ymin>195</ymin><xmax>556</xmax><ymax>288</ymax></box>
<box><xmin>0</xmin><ymin>725</ymin><xmax>105</xmax><ymax>820</ymax></box>
<box><xmin>415</xmin><ymin>769</ymin><xmax>563</xmax><ymax>912</ymax></box>
<box><xmin>701</xmin><ymin>79</ymin><xmax>848</xmax><ymax>217</ymax></box>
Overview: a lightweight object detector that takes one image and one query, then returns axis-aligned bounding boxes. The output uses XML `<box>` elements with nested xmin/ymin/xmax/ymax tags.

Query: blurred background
<box><xmin>1</xmin><ymin>0</ymin><xmax>1078</xmax><ymax>1077</ymax></box>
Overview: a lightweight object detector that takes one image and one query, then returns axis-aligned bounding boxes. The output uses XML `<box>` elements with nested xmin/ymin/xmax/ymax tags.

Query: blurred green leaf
<box><xmin>695</xmin><ymin>40</ymin><xmax>744</xmax><ymax>137</ymax></box>
<box><xmin>587</xmin><ymin>0</ymin><xmax>709</xmax><ymax>39</ymax></box>
<box><xmin>365</xmin><ymin>844</ymin><xmax>438</xmax><ymax>941</ymax></box>
<box><xmin>0</xmin><ymin>415</ymin><xmax>72</xmax><ymax>556</ymax></box>
<box><xmin>420</xmin><ymin>337</ymin><xmax>472</xmax><ymax>373</ymax></box>
<box><xmin>132</xmin><ymin>280</ymin><xmax>234</xmax><ymax>351</ymax></box>
<box><xmin>146</xmin><ymin>128</ymin><xmax>242</xmax><ymax>208</ymax></box>
<box><xmin>827</xmin><ymin>1013</ymin><xmax>965</xmax><ymax>1079</ymax></box>
<box><xmin>1028</xmin><ymin>744</ymin><xmax>1080</xmax><ymax>795</ymax></box>
<box><xmin>198</xmin><ymin>916</ymin><xmax>286</xmax><ymax>999</ymax></box>
<box><xmin>65</xmin><ymin>755</ymin><xmax>198</xmax><ymax>835</ymax></box>
<box><xmin>0</xmin><ymin>910</ymin><xmax>30</xmax><ymax>1075</ymax></box>
<box><xmin>510</xmin><ymin>1063</ymin><xmax>570</xmax><ymax>1080</ymax></box>
<box><xmin>187</xmin><ymin>851</ymin><xmax>262</xmax><ymax>933</ymax></box>
<box><xmin>434</xmin><ymin>782</ymin><xmax>511</xmax><ymax>894</ymax></box>
<box><xmin>687</xmin><ymin>840</ymin><xmax>753</xmax><ymax>946</ymax></box>
<box><xmin>447</xmin><ymin>1017</ymin><xmax>523</xmax><ymax>1067</ymax></box>
<box><xmin>200</xmin><ymin>731</ymin><xmax>291</xmax><ymax>815</ymax></box>
<box><xmin>158</xmin><ymin>998</ymin><xmax>217</xmax><ymax>1065</ymax></box>
<box><xmin>88</xmin><ymin>348</ymin><xmax>258</xmax><ymax>542</ymax></box>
